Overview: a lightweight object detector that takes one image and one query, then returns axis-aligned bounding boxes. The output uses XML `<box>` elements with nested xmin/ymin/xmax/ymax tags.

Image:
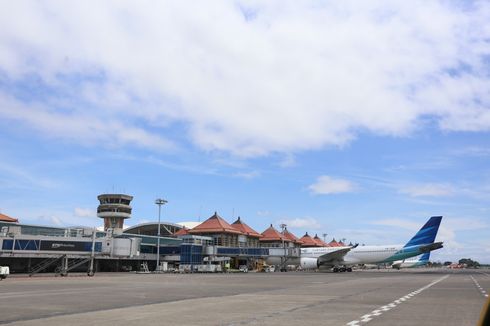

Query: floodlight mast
<box><xmin>155</xmin><ymin>198</ymin><xmax>168</xmax><ymax>272</ymax></box>
<box><xmin>280</xmin><ymin>223</ymin><xmax>287</xmax><ymax>271</ymax></box>
<box><xmin>323</xmin><ymin>233</ymin><xmax>328</xmax><ymax>243</ymax></box>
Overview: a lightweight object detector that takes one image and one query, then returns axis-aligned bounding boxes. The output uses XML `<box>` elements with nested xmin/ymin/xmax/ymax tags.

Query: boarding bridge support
<box><xmin>57</xmin><ymin>257</ymin><xmax>91</xmax><ymax>276</ymax></box>
<box><xmin>29</xmin><ymin>255</ymin><xmax>66</xmax><ymax>276</ymax></box>
<box><xmin>140</xmin><ymin>262</ymin><xmax>150</xmax><ymax>273</ymax></box>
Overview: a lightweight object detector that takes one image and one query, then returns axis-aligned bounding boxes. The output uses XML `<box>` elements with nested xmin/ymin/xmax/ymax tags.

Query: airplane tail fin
<box><xmin>419</xmin><ymin>251</ymin><xmax>430</xmax><ymax>262</ymax></box>
<box><xmin>403</xmin><ymin>216</ymin><xmax>442</xmax><ymax>248</ymax></box>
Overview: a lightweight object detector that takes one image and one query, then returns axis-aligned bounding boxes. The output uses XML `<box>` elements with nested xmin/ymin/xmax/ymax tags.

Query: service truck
<box><xmin>0</xmin><ymin>266</ymin><xmax>9</xmax><ymax>280</ymax></box>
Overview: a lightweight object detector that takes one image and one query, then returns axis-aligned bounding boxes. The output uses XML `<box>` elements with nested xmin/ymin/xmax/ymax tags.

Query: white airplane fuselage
<box><xmin>392</xmin><ymin>253</ymin><xmax>430</xmax><ymax>269</ymax></box>
<box><xmin>300</xmin><ymin>245</ymin><xmax>402</xmax><ymax>267</ymax></box>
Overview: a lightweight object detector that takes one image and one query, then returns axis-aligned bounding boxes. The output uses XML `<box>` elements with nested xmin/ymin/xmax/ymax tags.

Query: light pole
<box><xmin>280</xmin><ymin>223</ymin><xmax>287</xmax><ymax>272</ymax></box>
<box><xmin>155</xmin><ymin>198</ymin><xmax>168</xmax><ymax>272</ymax></box>
<box><xmin>322</xmin><ymin>233</ymin><xmax>328</xmax><ymax>244</ymax></box>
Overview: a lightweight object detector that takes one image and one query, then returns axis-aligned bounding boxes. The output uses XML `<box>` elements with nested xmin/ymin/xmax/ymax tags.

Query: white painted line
<box><xmin>346</xmin><ymin>321</ymin><xmax>360</xmax><ymax>326</ymax></box>
<box><xmin>360</xmin><ymin>314</ymin><xmax>373</xmax><ymax>322</ymax></box>
<box><xmin>470</xmin><ymin>275</ymin><xmax>488</xmax><ymax>299</ymax></box>
<box><xmin>345</xmin><ymin>275</ymin><xmax>449</xmax><ymax>325</ymax></box>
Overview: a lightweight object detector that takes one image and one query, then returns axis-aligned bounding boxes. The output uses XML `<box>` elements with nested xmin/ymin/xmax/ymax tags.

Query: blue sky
<box><xmin>0</xmin><ymin>1</ymin><xmax>489</xmax><ymax>263</ymax></box>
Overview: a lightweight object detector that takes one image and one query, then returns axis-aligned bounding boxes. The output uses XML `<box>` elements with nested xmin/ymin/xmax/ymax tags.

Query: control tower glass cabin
<box><xmin>97</xmin><ymin>194</ymin><xmax>133</xmax><ymax>231</ymax></box>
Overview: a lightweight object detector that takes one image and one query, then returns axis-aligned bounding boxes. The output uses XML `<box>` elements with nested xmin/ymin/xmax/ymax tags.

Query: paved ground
<box><xmin>0</xmin><ymin>269</ymin><xmax>488</xmax><ymax>325</ymax></box>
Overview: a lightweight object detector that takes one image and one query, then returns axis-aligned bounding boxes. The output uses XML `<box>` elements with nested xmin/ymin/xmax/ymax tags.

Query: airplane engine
<box><xmin>300</xmin><ymin>257</ymin><xmax>319</xmax><ymax>269</ymax></box>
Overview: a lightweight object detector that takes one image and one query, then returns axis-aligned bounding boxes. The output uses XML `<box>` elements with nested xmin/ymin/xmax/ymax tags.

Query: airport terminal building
<box><xmin>0</xmin><ymin>194</ymin><xmax>329</xmax><ymax>275</ymax></box>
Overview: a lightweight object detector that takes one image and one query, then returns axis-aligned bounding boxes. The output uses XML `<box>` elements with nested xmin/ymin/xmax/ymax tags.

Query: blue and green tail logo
<box><xmin>404</xmin><ymin>216</ymin><xmax>442</xmax><ymax>248</ymax></box>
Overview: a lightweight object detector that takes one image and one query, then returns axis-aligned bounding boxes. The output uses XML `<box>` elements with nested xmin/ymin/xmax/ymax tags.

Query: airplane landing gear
<box><xmin>332</xmin><ymin>266</ymin><xmax>352</xmax><ymax>273</ymax></box>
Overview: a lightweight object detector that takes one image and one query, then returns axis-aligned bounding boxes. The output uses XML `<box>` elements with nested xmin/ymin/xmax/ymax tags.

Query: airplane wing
<box><xmin>318</xmin><ymin>247</ymin><xmax>351</xmax><ymax>266</ymax></box>
<box><xmin>420</xmin><ymin>241</ymin><xmax>443</xmax><ymax>253</ymax></box>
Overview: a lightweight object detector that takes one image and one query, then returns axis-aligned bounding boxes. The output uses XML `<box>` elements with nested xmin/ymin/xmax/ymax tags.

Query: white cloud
<box><xmin>232</xmin><ymin>170</ymin><xmax>260</xmax><ymax>179</ymax></box>
<box><xmin>278</xmin><ymin>217</ymin><xmax>321</xmax><ymax>230</ymax></box>
<box><xmin>0</xmin><ymin>93</ymin><xmax>174</xmax><ymax>151</ymax></box>
<box><xmin>308</xmin><ymin>175</ymin><xmax>356</xmax><ymax>195</ymax></box>
<box><xmin>399</xmin><ymin>183</ymin><xmax>455</xmax><ymax>197</ymax></box>
<box><xmin>0</xmin><ymin>1</ymin><xmax>489</xmax><ymax>156</ymax></box>
<box><xmin>74</xmin><ymin>207</ymin><xmax>95</xmax><ymax>218</ymax></box>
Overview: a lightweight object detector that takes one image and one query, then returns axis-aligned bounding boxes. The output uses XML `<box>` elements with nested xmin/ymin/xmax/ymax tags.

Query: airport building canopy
<box><xmin>0</xmin><ymin>213</ymin><xmax>18</xmax><ymax>223</ymax></box>
<box><xmin>123</xmin><ymin>222</ymin><xmax>183</xmax><ymax>237</ymax></box>
<box><xmin>189</xmin><ymin>212</ymin><xmax>243</xmax><ymax>235</ymax></box>
<box><xmin>177</xmin><ymin>221</ymin><xmax>202</xmax><ymax>229</ymax></box>
<box><xmin>231</xmin><ymin>217</ymin><xmax>262</xmax><ymax>238</ymax></box>
<box><xmin>282</xmin><ymin>228</ymin><xmax>303</xmax><ymax>245</ymax></box>
<box><xmin>299</xmin><ymin>232</ymin><xmax>321</xmax><ymax>247</ymax></box>
<box><xmin>260</xmin><ymin>224</ymin><xmax>290</xmax><ymax>242</ymax></box>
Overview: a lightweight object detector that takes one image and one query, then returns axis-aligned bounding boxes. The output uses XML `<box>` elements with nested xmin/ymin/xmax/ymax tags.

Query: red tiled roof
<box><xmin>231</xmin><ymin>217</ymin><xmax>262</xmax><ymax>238</ymax></box>
<box><xmin>299</xmin><ymin>232</ymin><xmax>321</xmax><ymax>247</ymax></box>
<box><xmin>260</xmin><ymin>224</ymin><xmax>290</xmax><ymax>242</ymax></box>
<box><xmin>313</xmin><ymin>234</ymin><xmax>328</xmax><ymax>247</ymax></box>
<box><xmin>0</xmin><ymin>213</ymin><xmax>18</xmax><ymax>223</ymax></box>
<box><xmin>328</xmin><ymin>238</ymin><xmax>341</xmax><ymax>247</ymax></box>
<box><xmin>282</xmin><ymin>228</ymin><xmax>303</xmax><ymax>244</ymax></box>
<box><xmin>174</xmin><ymin>227</ymin><xmax>189</xmax><ymax>236</ymax></box>
<box><xmin>189</xmin><ymin>212</ymin><xmax>243</xmax><ymax>235</ymax></box>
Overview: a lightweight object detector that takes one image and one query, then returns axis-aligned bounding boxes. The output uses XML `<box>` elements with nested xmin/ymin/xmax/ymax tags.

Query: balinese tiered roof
<box><xmin>328</xmin><ymin>238</ymin><xmax>341</xmax><ymax>247</ymax></box>
<box><xmin>189</xmin><ymin>212</ymin><xmax>243</xmax><ymax>234</ymax></box>
<box><xmin>231</xmin><ymin>217</ymin><xmax>262</xmax><ymax>238</ymax></box>
<box><xmin>174</xmin><ymin>227</ymin><xmax>190</xmax><ymax>236</ymax></box>
<box><xmin>313</xmin><ymin>234</ymin><xmax>328</xmax><ymax>247</ymax></box>
<box><xmin>282</xmin><ymin>228</ymin><xmax>303</xmax><ymax>245</ymax></box>
<box><xmin>260</xmin><ymin>224</ymin><xmax>290</xmax><ymax>242</ymax></box>
<box><xmin>0</xmin><ymin>213</ymin><xmax>18</xmax><ymax>223</ymax></box>
<box><xmin>299</xmin><ymin>232</ymin><xmax>321</xmax><ymax>247</ymax></box>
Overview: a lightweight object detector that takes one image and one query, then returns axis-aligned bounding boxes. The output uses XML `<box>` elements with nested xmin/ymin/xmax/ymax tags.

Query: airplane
<box><xmin>391</xmin><ymin>252</ymin><xmax>430</xmax><ymax>270</ymax></box>
<box><xmin>299</xmin><ymin>216</ymin><xmax>443</xmax><ymax>272</ymax></box>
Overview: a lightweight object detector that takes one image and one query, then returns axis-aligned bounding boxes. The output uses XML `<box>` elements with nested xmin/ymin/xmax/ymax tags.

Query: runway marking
<box><xmin>470</xmin><ymin>275</ymin><xmax>488</xmax><ymax>298</ymax></box>
<box><xmin>345</xmin><ymin>275</ymin><xmax>449</xmax><ymax>325</ymax></box>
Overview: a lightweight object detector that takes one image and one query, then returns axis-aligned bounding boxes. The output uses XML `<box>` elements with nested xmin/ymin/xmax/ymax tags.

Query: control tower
<box><xmin>97</xmin><ymin>194</ymin><xmax>133</xmax><ymax>231</ymax></box>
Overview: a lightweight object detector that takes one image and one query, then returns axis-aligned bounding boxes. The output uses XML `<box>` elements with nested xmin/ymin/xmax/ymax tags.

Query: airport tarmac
<box><xmin>0</xmin><ymin>269</ymin><xmax>488</xmax><ymax>326</ymax></box>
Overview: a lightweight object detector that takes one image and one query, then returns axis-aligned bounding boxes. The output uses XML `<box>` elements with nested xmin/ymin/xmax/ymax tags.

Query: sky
<box><xmin>0</xmin><ymin>1</ymin><xmax>489</xmax><ymax>263</ymax></box>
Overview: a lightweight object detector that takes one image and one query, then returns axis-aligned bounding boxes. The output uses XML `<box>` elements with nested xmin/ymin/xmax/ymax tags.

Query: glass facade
<box><xmin>217</xmin><ymin>247</ymin><xmax>268</xmax><ymax>256</ymax></box>
<box><xmin>180</xmin><ymin>244</ymin><xmax>203</xmax><ymax>264</ymax></box>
